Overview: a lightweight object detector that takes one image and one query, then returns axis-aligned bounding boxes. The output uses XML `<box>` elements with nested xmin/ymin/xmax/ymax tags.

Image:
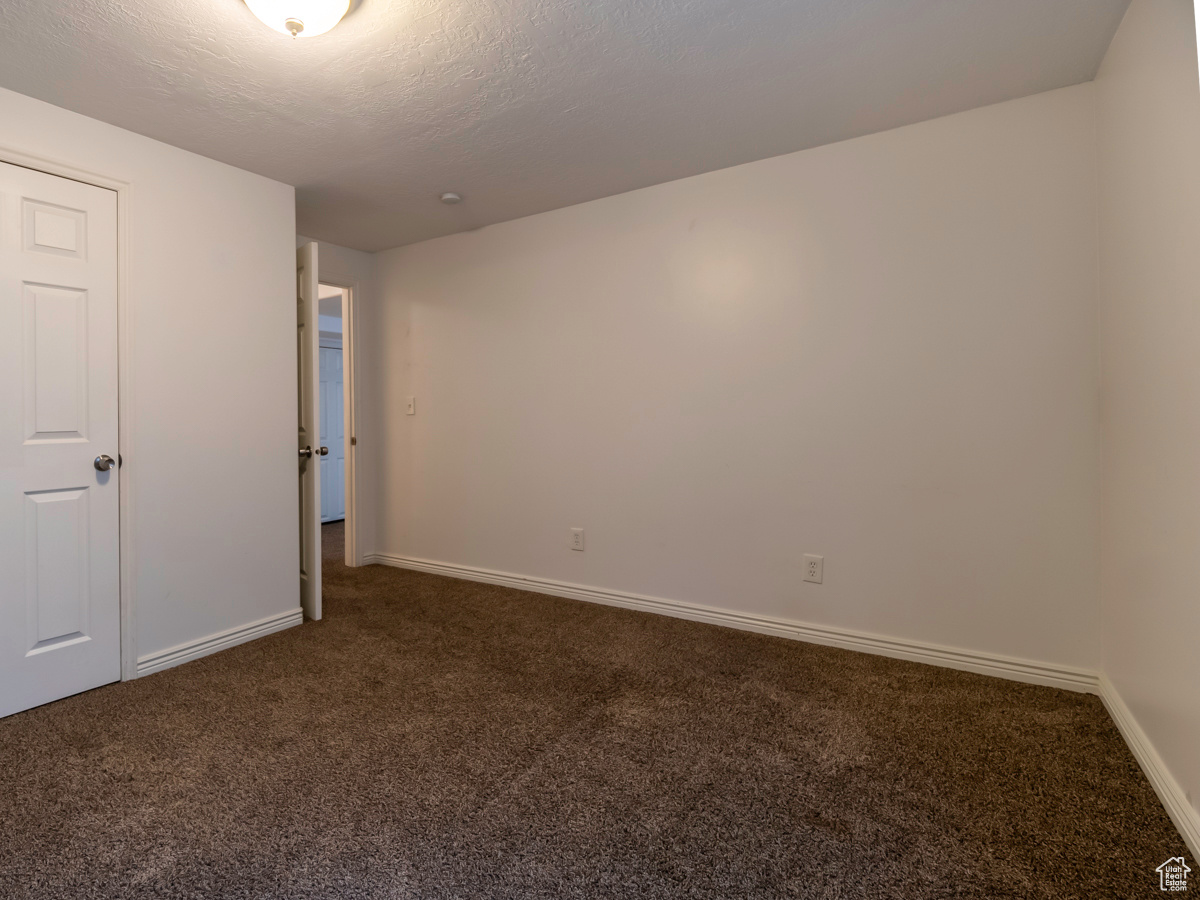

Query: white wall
<box><xmin>298</xmin><ymin>236</ymin><xmax>378</xmax><ymax>556</ymax></box>
<box><xmin>0</xmin><ymin>86</ymin><xmax>297</xmax><ymax>663</ymax></box>
<box><xmin>372</xmin><ymin>84</ymin><xmax>1102</xmax><ymax>671</ymax></box>
<box><xmin>1096</xmin><ymin>0</ymin><xmax>1200</xmax><ymax>841</ymax></box>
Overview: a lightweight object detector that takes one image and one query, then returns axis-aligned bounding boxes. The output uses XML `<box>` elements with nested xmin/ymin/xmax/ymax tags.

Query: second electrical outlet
<box><xmin>569</xmin><ymin>528</ymin><xmax>585</xmax><ymax>551</ymax></box>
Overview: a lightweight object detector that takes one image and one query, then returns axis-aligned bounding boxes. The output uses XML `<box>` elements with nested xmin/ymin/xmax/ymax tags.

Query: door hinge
<box><xmin>350</xmin><ymin>436</ymin><xmax>357</xmax><ymax>446</ymax></box>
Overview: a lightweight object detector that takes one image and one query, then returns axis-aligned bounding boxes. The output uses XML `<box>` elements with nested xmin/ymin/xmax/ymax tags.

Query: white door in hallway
<box><xmin>0</xmin><ymin>160</ymin><xmax>120</xmax><ymax>718</ymax></box>
<box><xmin>319</xmin><ymin>342</ymin><xmax>344</xmax><ymax>523</ymax></box>
<box><xmin>297</xmin><ymin>243</ymin><xmax>321</xmax><ymax>620</ymax></box>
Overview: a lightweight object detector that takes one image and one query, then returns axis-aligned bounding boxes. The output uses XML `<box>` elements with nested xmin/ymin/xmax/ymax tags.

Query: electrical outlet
<box><xmin>569</xmin><ymin>528</ymin><xmax>585</xmax><ymax>551</ymax></box>
<box><xmin>803</xmin><ymin>554</ymin><xmax>823</xmax><ymax>584</ymax></box>
<box><xmin>406</xmin><ymin>396</ymin><xmax>416</xmax><ymax>416</ymax></box>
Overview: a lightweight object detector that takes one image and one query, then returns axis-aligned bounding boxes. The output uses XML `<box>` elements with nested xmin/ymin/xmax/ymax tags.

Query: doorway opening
<box><xmin>318</xmin><ymin>282</ymin><xmax>353</xmax><ymax>573</ymax></box>
<box><xmin>297</xmin><ymin>242</ymin><xmax>360</xmax><ymax>620</ymax></box>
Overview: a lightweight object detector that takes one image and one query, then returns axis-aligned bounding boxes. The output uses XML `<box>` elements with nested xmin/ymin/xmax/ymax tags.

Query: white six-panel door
<box><xmin>319</xmin><ymin>342</ymin><xmax>344</xmax><ymax>523</ymax></box>
<box><xmin>0</xmin><ymin>161</ymin><xmax>120</xmax><ymax>719</ymax></box>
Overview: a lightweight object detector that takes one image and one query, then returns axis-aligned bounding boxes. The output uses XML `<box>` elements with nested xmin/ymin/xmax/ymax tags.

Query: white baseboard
<box><xmin>1099</xmin><ymin>675</ymin><xmax>1200</xmax><ymax>860</ymax></box>
<box><xmin>136</xmin><ymin>608</ymin><xmax>304</xmax><ymax>678</ymax></box>
<box><xmin>363</xmin><ymin>552</ymin><xmax>1099</xmax><ymax>694</ymax></box>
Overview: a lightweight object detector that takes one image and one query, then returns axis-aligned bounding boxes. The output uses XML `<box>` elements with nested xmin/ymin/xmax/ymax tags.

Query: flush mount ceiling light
<box><xmin>245</xmin><ymin>0</ymin><xmax>350</xmax><ymax>38</ymax></box>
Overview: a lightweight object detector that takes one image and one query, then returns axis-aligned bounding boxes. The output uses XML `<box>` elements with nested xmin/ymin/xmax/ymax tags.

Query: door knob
<box><xmin>318</xmin><ymin>446</ymin><xmax>329</xmax><ymax>456</ymax></box>
<box><xmin>299</xmin><ymin>446</ymin><xmax>313</xmax><ymax>459</ymax></box>
<box><xmin>94</xmin><ymin>454</ymin><xmax>116</xmax><ymax>471</ymax></box>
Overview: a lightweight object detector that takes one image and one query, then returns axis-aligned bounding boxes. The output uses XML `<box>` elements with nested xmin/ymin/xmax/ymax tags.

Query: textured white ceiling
<box><xmin>0</xmin><ymin>0</ymin><xmax>1128</xmax><ymax>251</ymax></box>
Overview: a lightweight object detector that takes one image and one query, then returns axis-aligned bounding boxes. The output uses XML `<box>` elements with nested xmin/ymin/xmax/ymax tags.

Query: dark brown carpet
<box><xmin>0</xmin><ymin>521</ymin><xmax>1187</xmax><ymax>899</ymax></box>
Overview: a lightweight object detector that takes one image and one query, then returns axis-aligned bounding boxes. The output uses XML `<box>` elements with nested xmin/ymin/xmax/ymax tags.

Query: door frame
<box><xmin>0</xmin><ymin>144</ymin><xmax>137</xmax><ymax>680</ymax></box>
<box><xmin>316</xmin><ymin>277</ymin><xmax>362</xmax><ymax>567</ymax></box>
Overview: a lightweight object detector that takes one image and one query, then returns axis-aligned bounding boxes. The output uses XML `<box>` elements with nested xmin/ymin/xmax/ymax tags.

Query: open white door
<box><xmin>0</xmin><ymin>160</ymin><xmax>120</xmax><ymax>717</ymax></box>
<box><xmin>297</xmin><ymin>243</ymin><xmax>321</xmax><ymax>620</ymax></box>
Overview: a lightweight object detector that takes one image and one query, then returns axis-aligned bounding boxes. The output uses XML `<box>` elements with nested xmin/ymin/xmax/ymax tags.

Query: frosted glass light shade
<box><xmin>245</xmin><ymin>0</ymin><xmax>350</xmax><ymax>38</ymax></box>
